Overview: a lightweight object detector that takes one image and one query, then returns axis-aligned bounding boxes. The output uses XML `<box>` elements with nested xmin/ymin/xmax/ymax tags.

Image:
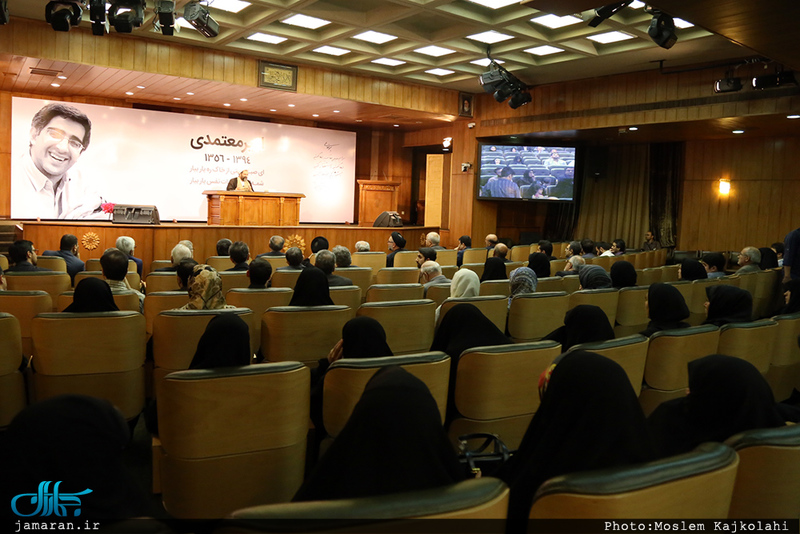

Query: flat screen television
<box><xmin>476</xmin><ymin>143</ymin><xmax>579</xmax><ymax>202</ymax></box>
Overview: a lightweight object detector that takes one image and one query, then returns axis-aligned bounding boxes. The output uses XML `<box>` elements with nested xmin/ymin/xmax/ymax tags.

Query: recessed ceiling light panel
<box><xmin>465</xmin><ymin>0</ymin><xmax>520</xmax><ymax>9</ymax></box>
<box><xmin>471</xmin><ymin>58</ymin><xmax>505</xmax><ymax>67</ymax></box>
<box><xmin>282</xmin><ymin>13</ymin><xmax>330</xmax><ymax>29</ymax></box>
<box><xmin>587</xmin><ymin>31</ymin><xmax>635</xmax><ymax>44</ymax></box>
<box><xmin>414</xmin><ymin>45</ymin><xmax>456</xmax><ymax>57</ymax></box>
<box><xmin>425</xmin><ymin>68</ymin><xmax>455</xmax><ymax>76</ymax></box>
<box><xmin>208</xmin><ymin>0</ymin><xmax>250</xmax><ymax>13</ymax></box>
<box><xmin>353</xmin><ymin>30</ymin><xmax>396</xmax><ymax>44</ymax></box>
<box><xmin>372</xmin><ymin>57</ymin><xmax>406</xmax><ymax>66</ymax></box>
<box><xmin>313</xmin><ymin>45</ymin><xmax>350</xmax><ymax>56</ymax></box>
<box><xmin>531</xmin><ymin>14</ymin><xmax>583</xmax><ymax>29</ymax></box>
<box><xmin>467</xmin><ymin>30</ymin><xmax>514</xmax><ymax>44</ymax></box>
<box><xmin>673</xmin><ymin>18</ymin><xmax>694</xmax><ymax>28</ymax></box>
<box><xmin>247</xmin><ymin>32</ymin><xmax>287</xmax><ymax>44</ymax></box>
<box><xmin>628</xmin><ymin>1</ymin><xmax>646</xmax><ymax>8</ymax></box>
<box><xmin>525</xmin><ymin>45</ymin><xmax>564</xmax><ymax>56</ymax></box>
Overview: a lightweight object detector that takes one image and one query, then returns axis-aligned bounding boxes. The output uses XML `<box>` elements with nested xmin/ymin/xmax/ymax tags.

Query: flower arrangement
<box><xmin>101</xmin><ymin>202</ymin><xmax>116</xmax><ymax>214</ymax></box>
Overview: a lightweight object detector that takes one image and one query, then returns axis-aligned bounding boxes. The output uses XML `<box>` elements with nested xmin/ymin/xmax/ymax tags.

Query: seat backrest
<box><xmin>660</xmin><ymin>264</ymin><xmax>680</xmax><ymax>283</ymax></box>
<box><xmin>329</xmin><ymin>285</ymin><xmax>361</xmax><ymax>317</ymax></box>
<box><xmin>725</xmin><ymin>424</ymin><xmax>800</xmax><ymax>519</ymax></box>
<box><xmin>717</xmin><ymin>320</ymin><xmax>778</xmax><ymax>374</ymax></box>
<box><xmin>205</xmin><ymin>256</ymin><xmax>233</xmax><ymax>271</ymax></box>
<box><xmin>639</xmin><ymin>267</ymin><xmax>662</xmax><ymax>287</ymax></box>
<box><xmin>436</xmin><ymin>249</ymin><xmax>458</xmax><ymax>266</ymax></box>
<box><xmin>504</xmin><ymin>261</ymin><xmax>524</xmax><ymax>278</ymax></box>
<box><xmin>536</xmin><ymin>276</ymin><xmax>563</xmax><ymax>293</ymax></box>
<box><xmin>262</xmin><ymin>305</ymin><xmax>351</xmax><ymax>364</ymax></box>
<box><xmin>376</xmin><ymin>267</ymin><xmax>419</xmax><ymax>285</ymax></box>
<box><xmin>225</xmin><ymin>288</ymin><xmax>294</xmax><ymax>318</ymax></box>
<box><xmin>356</xmin><ymin>300</ymin><xmax>436</xmax><ymax>355</ymax></box>
<box><xmin>614</xmin><ymin>286</ymin><xmax>650</xmax><ymax>337</ymax></box>
<box><xmin>392</xmin><ymin>250</ymin><xmax>419</xmax><ymax>268</ymax></box>
<box><xmin>459</xmin><ymin>263</ymin><xmax>485</xmax><ymax>279</ymax></box>
<box><xmin>218</xmin><ymin>271</ymin><xmax>250</xmax><ymax>291</ymax></box>
<box><xmin>0</xmin><ymin>254</ymin><xmax>8</xmax><ymax>270</ymax></box>
<box><xmin>567</xmin><ymin>335</ymin><xmax>649</xmax><ymax>396</ymax></box>
<box><xmin>0</xmin><ymin>312</ymin><xmax>25</xmax><ymax>428</ymax></box>
<box><xmin>645</xmin><ymin>325</ymin><xmax>720</xmax><ymax>391</ymax></box>
<box><xmin>569</xmin><ymin>288</ymin><xmax>619</xmax><ymax>326</ymax></box>
<box><xmin>365</xmin><ymin>283</ymin><xmax>424</xmax><ymax>303</ymax></box>
<box><xmin>736</xmin><ymin>272</ymin><xmax>759</xmax><ymax>304</ymax></box>
<box><xmin>37</xmin><ymin>256</ymin><xmax>67</xmax><ymax>272</ymax></box>
<box><xmin>351</xmin><ymin>252</ymin><xmax>387</xmax><ymax>283</ymax></box>
<box><xmin>716</xmin><ymin>275</ymin><xmax>741</xmax><ymax>288</ymax></box>
<box><xmin>665</xmin><ymin>280</ymin><xmax>693</xmax><ymax>308</ymax></box>
<box><xmin>322</xmin><ymin>352</ymin><xmax>450</xmax><ymax>437</ymax></box>
<box><xmin>158</xmin><ymin>363</ymin><xmax>309</xmax><ymax>518</ymax></box>
<box><xmin>561</xmin><ymin>275</ymin><xmax>580</xmax><ymax>293</ymax></box>
<box><xmin>56</xmin><ymin>289</ymin><xmax>141</xmax><ymax>312</ymax></box>
<box><xmin>5</xmin><ymin>272</ymin><xmax>71</xmax><ymax>310</ymax></box>
<box><xmin>771</xmin><ymin>312</ymin><xmax>800</xmax><ymax>367</ymax></box>
<box><xmin>150</xmin><ymin>259</ymin><xmax>172</xmax><ymax>272</ymax></box>
<box><xmin>438</xmin><ymin>296</ymin><xmax>508</xmax><ymax>332</ymax></box>
<box><xmin>592</xmin><ymin>255</ymin><xmax>612</xmax><ymax>272</ymax></box>
<box><xmin>145</xmin><ymin>272</ymin><xmax>180</xmax><ymax>293</ymax></box>
<box><xmin>441</xmin><ymin>265</ymin><xmax>457</xmax><ymax>280</ymax></box>
<box><xmin>334</xmin><ymin>267</ymin><xmax>372</xmax><ymax>301</ymax></box>
<box><xmin>754</xmin><ymin>268</ymin><xmax>782</xmax><ymax>319</ymax></box>
<box><xmin>479</xmin><ymin>279</ymin><xmax>510</xmax><ymax>297</ymax></box>
<box><xmin>550</xmin><ymin>259</ymin><xmax>567</xmax><ymax>273</ymax></box>
<box><xmin>508</xmin><ymin>292</ymin><xmax>570</xmax><ymax>343</ymax></box>
<box><xmin>529</xmin><ymin>443</ymin><xmax>738</xmax><ymax>519</ymax></box>
<box><xmin>271</xmin><ymin>269</ymin><xmax>302</xmax><ymax>289</ymax></box>
<box><xmin>74</xmin><ymin>270</ymin><xmax>104</xmax><ymax>285</ymax></box>
<box><xmin>84</xmin><ymin>258</ymin><xmax>101</xmax><ymax>271</ymax></box>
<box><xmin>0</xmin><ymin>290</ymin><xmax>53</xmax><ymax>355</ymax></box>
<box><xmin>143</xmin><ymin>291</ymin><xmax>188</xmax><ymax>335</ymax></box>
<box><xmin>463</xmin><ymin>248</ymin><xmax>488</xmax><ymax>264</ymax></box>
<box><xmin>510</xmin><ymin>245</ymin><xmax>530</xmax><ymax>263</ymax></box>
<box><xmin>425</xmin><ymin>283</ymin><xmax>451</xmax><ymax>306</ymax></box>
<box><xmin>687</xmin><ymin>278</ymin><xmax>719</xmax><ymax>324</ymax></box>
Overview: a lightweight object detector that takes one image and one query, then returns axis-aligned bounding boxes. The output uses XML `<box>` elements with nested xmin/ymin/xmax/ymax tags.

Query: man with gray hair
<box><xmin>259</xmin><ymin>235</ymin><xmax>286</xmax><ymax>257</ymax></box>
<box><xmin>115</xmin><ymin>235</ymin><xmax>142</xmax><ymax>276</ymax></box>
<box><xmin>316</xmin><ymin>249</ymin><xmax>352</xmax><ymax>287</ymax></box>
<box><xmin>354</xmin><ymin>241</ymin><xmax>370</xmax><ymax>252</ymax></box>
<box><xmin>332</xmin><ymin>245</ymin><xmax>352</xmax><ymax>268</ymax></box>
<box><xmin>556</xmin><ymin>255</ymin><xmax>585</xmax><ymax>277</ymax></box>
<box><xmin>154</xmin><ymin>243</ymin><xmax>192</xmax><ymax>272</ymax></box>
<box><xmin>420</xmin><ymin>261</ymin><xmax>450</xmax><ymax>293</ymax></box>
<box><xmin>425</xmin><ymin>232</ymin><xmax>445</xmax><ymax>250</ymax></box>
<box><xmin>178</xmin><ymin>240</ymin><xmax>194</xmax><ymax>256</ymax></box>
<box><xmin>278</xmin><ymin>247</ymin><xmax>305</xmax><ymax>271</ymax></box>
<box><xmin>737</xmin><ymin>246</ymin><xmax>762</xmax><ymax>274</ymax></box>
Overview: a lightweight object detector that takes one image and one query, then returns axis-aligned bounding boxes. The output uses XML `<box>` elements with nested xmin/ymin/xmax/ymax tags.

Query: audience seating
<box><xmin>221</xmin><ymin>478</ymin><xmax>510</xmax><ymax>528</ymax></box>
<box><xmin>0</xmin><ymin>313</ymin><xmax>26</xmax><ymax>428</ymax></box>
<box><xmin>322</xmin><ymin>352</ymin><xmax>451</xmax><ymax>438</ymax></box>
<box><xmin>5</xmin><ymin>272</ymin><xmax>71</xmax><ymax>310</ymax></box>
<box><xmin>31</xmin><ymin>311</ymin><xmax>146</xmax><ymax>420</ymax></box>
<box><xmin>0</xmin><ymin>290</ymin><xmax>53</xmax><ymax>356</ymax></box>
<box><xmin>636</xmin><ymin>268</ymin><xmax>662</xmax><ymax>287</ymax></box>
<box><xmin>75</xmin><ymin>270</ymin><xmax>140</xmax><ymax>290</ymax></box>
<box><xmin>638</xmin><ymin>325</ymin><xmax>721</xmax><ymax>416</ymax></box>
<box><xmin>550</xmin><ymin>259</ymin><xmax>567</xmax><ymax>273</ymax></box>
<box><xmin>725</xmin><ymin>424</ymin><xmax>800</xmax><ymax>519</ymax></box>
<box><xmin>736</xmin><ymin>273</ymin><xmax>759</xmax><ymax>315</ymax></box>
<box><xmin>0</xmin><ymin>254</ymin><xmax>8</xmax><ymax>270</ymax></box>
<box><xmin>508</xmin><ymin>292</ymin><xmax>570</xmax><ymax>343</ymax></box>
<box><xmin>536</xmin><ymin>277</ymin><xmax>563</xmax><ymax>293</ymax></box>
<box><xmin>271</xmin><ymin>269</ymin><xmax>302</xmax><ymax>289</ymax></box>
<box><xmin>630</xmin><ymin>252</ymin><xmax>648</xmax><ymax>270</ymax></box>
<box><xmin>459</xmin><ymin>263</ymin><xmax>485</xmax><ymax>279</ymax></box>
<box><xmin>614</xmin><ymin>286</ymin><xmax>650</xmax><ymax>338</ymax></box>
<box><xmin>462</xmin><ymin>248</ymin><xmax>488</xmax><ymax>264</ymax></box>
<box><xmin>424</xmin><ymin>283</ymin><xmax>451</xmax><ymax>306</ymax></box>
<box><xmin>765</xmin><ymin>312</ymin><xmax>800</xmax><ymax>402</ymax></box>
<box><xmin>561</xmin><ymin>275</ymin><xmax>580</xmax><ymax>294</ymax></box>
<box><xmin>687</xmin><ymin>278</ymin><xmax>719</xmax><ymax>325</ymax></box>
<box><xmin>438</xmin><ymin>296</ymin><xmax>509</xmax><ymax>332</ymax></box>
<box><xmin>86</xmin><ymin>258</ymin><xmax>137</xmax><ymax>272</ymax></box>
<box><xmin>660</xmin><ymin>264</ymin><xmax>680</xmax><ymax>282</ymax></box>
<box><xmin>334</xmin><ymin>267</ymin><xmax>372</xmax><ymax>302</ymax></box>
<box><xmin>435</xmin><ymin>249</ymin><xmax>458</xmax><ymax>266</ymax></box>
<box><xmin>479</xmin><ymin>279</ymin><xmax>510</xmax><ymax>297</ymax></box>
<box><xmin>592</xmin><ymin>255</ymin><xmax>612</xmax><ymax>272</ymax></box>
<box><xmin>567</xmin><ymin>335</ymin><xmax>649</xmax><ymax>396</ymax></box>
<box><xmin>376</xmin><ymin>267</ymin><xmax>419</xmax><ymax>285</ymax></box>
<box><xmin>157</xmin><ymin>363</ymin><xmax>309</xmax><ymax>518</ymax></box>
<box><xmin>328</xmin><ymin>286</ymin><xmax>361</xmax><ymax>317</ymax></box>
<box><xmin>218</xmin><ymin>271</ymin><xmax>250</xmax><ymax>291</ymax></box>
<box><xmin>143</xmin><ymin>291</ymin><xmax>189</xmax><ymax>336</ymax></box>
<box><xmin>569</xmin><ymin>288</ymin><xmax>619</xmax><ymax>326</ymax></box>
<box><xmin>441</xmin><ymin>265</ymin><xmax>458</xmax><ymax>280</ymax></box>
<box><xmin>665</xmin><ymin>280</ymin><xmax>693</xmax><ymax>310</ymax></box>
<box><xmin>150</xmin><ymin>260</ymin><xmax>172</xmax><ymax>272</ymax></box>
<box><xmin>365</xmin><ymin>283</ymin><xmax>424</xmax><ymax>303</ymax></box>
<box><xmin>262</xmin><ymin>305</ymin><xmax>350</xmax><ymax>365</ymax></box>
<box><xmin>449</xmin><ymin>340</ymin><xmax>562</xmax><ymax>450</ymax></box>
<box><xmin>716</xmin><ymin>275</ymin><xmax>741</xmax><ymax>288</ymax></box>
<box><xmin>36</xmin><ymin>256</ymin><xmax>67</xmax><ymax>272</ymax></box>
<box><xmin>226</xmin><ymin>288</ymin><xmax>294</xmax><ymax>347</ymax></box>
<box><xmin>510</xmin><ymin>245</ymin><xmax>530</xmax><ymax>263</ymax></box>
<box><xmin>56</xmin><ymin>289</ymin><xmax>141</xmax><ymax>312</ymax></box>
<box><xmin>754</xmin><ymin>268</ymin><xmax>782</xmax><ymax>319</ymax></box>
<box><xmin>351</xmin><ymin>252</ymin><xmax>387</xmax><ymax>283</ymax></box>
<box><xmin>529</xmin><ymin>442</ymin><xmax>738</xmax><ymax>519</ymax></box>
<box><xmin>262</xmin><ymin>256</ymin><xmax>287</xmax><ymax>274</ymax></box>
<box><xmin>146</xmin><ymin>272</ymin><xmax>181</xmax><ymax>293</ymax></box>
<box><xmin>356</xmin><ymin>300</ymin><xmax>436</xmax><ymax>355</ymax></box>
<box><xmin>504</xmin><ymin>261</ymin><xmax>524</xmax><ymax>277</ymax></box>
<box><xmin>205</xmin><ymin>256</ymin><xmax>234</xmax><ymax>271</ymax></box>
<box><xmin>392</xmin><ymin>250</ymin><xmax>420</xmax><ymax>268</ymax></box>
<box><xmin>717</xmin><ymin>320</ymin><xmax>778</xmax><ymax>374</ymax></box>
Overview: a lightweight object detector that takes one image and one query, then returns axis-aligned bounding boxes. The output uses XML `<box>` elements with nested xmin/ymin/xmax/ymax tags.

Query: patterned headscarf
<box><xmin>509</xmin><ymin>266</ymin><xmax>538</xmax><ymax>308</ymax></box>
<box><xmin>184</xmin><ymin>264</ymin><xmax>226</xmax><ymax>310</ymax></box>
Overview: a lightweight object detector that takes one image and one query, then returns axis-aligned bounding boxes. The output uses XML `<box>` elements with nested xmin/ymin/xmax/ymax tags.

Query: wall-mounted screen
<box><xmin>477</xmin><ymin>143</ymin><xmax>578</xmax><ymax>202</ymax></box>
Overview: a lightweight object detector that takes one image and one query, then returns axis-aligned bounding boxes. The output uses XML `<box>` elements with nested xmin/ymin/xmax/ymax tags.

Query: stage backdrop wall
<box><xmin>10</xmin><ymin>97</ymin><xmax>356</xmax><ymax>223</ymax></box>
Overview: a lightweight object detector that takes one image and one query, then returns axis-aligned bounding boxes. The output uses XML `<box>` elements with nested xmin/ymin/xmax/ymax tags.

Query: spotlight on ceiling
<box><xmin>0</xmin><ymin>1</ymin><xmax>9</xmax><ymax>25</ymax></box>
<box><xmin>108</xmin><ymin>0</ymin><xmax>145</xmax><ymax>33</ymax></box>
<box><xmin>45</xmin><ymin>1</ymin><xmax>82</xmax><ymax>32</ymax></box>
<box><xmin>588</xmin><ymin>1</ymin><xmax>632</xmax><ymax>28</ymax></box>
<box><xmin>88</xmin><ymin>0</ymin><xmax>108</xmax><ymax>36</ymax></box>
<box><xmin>184</xmin><ymin>1</ymin><xmax>219</xmax><ymax>38</ymax></box>
<box><xmin>479</xmin><ymin>60</ymin><xmax>532</xmax><ymax>110</ymax></box>
<box><xmin>714</xmin><ymin>77</ymin><xmax>742</xmax><ymax>93</ymax></box>
<box><xmin>648</xmin><ymin>11</ymin><xmax>678</xmax><ymax>49</ymax></box>
<box><xmin>154</xmin><ymin>0</ymin><xmax>176</xmax><ymax>36</ymax></box>
<box><xmin>752</xmin><ymin>71</ymin><xmax>797</xmax><ymax>90</ymax></box>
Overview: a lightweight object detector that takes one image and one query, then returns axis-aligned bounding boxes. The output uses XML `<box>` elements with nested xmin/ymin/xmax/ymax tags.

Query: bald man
<box><xmin>485</xmin><ymin>234</ymin><xmax>498</xmax><ymax>250</ymax></box>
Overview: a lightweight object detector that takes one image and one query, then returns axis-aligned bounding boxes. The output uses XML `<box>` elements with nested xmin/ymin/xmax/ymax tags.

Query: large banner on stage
<box><xmin>10</xmin><ymin>97</ymin><xmax>357</xmax><ymax>223</ymax></box>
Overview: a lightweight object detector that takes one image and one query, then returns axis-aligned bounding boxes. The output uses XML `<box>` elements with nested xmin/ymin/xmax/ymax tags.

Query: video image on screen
<box><xmin>478</xmin><ymin>144</ymin><xmax>576</xmax><ymax>201</ymax></box>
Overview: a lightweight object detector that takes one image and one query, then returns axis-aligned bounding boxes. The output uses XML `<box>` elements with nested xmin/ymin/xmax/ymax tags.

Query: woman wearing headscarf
<box><xmin>703</xmin><ymin>285</ymin><xmax>752</xmax><ymax>326</ymax></box>
<box><xmin>177</xmin><ymin>264</ymin><xmax>235</xmax><ymax>310</ymax></box>
<box><xmin>499</xmin><ymin>351</ymin><xmax>655</xmax><ymax>531</ymax></box>
<box><xmin>527</xmin><ymin>252</ymin><xmax>551</xmax><ymax>279</ymax></box>
<box><xmin>508</xmin><ymin>267</ymin><xmax>538</xmax><ymax>309</ymax></box>
<box><xmin>758</xmin><ymin>247</ymin><xmax>779</xmax><ymax>270</ymax></box>
<box><xmin>436</xmin><ymin>268</ymin><xmax>480</xmax><ymax>323</ymax></box>
<box><xmin>289</xmin><ymin>265</ymin><xmax>334</xmax><ymax>306</ymax></box>
<box><xmin>610</xmin><ymin>260</ymin><xmax>637</xmax><ymax>289</ymax></box>
<box><xmin>781</xmin><ymin>279</ymin><xmax>800</xmax><ymax>314</ymax></box>
<box><xmin>578</xmin><ymin>264</ymin><xmax>612</xmax><ymax>289</ymax></box>
<box><xmin>294</xmin><ymin>366</ymin><xmax>464</xmax><ymax>501</ymax></box>
<box><xmin>481</xmin><ymin>256</ymin><xmax>507</xmax><ymax>282</ymax></box>
<box><xmin>64</xmin><ymin>277</ymin><xmax>119</xmax><ymax>313</ymax></box>
<box><xmin>542</xmin><ymin>305</ymin><xmax>615</xmax><ymax>352</ymax></box>
<box><xmin>679</xmin><ymin>259</ymin><xmax>708</xmax><ymax>281</ymax></box>
<box><xmin>647</xmin><ymin>354</ymin><xmax>797</xmax><ymax>458</ymax></box>
<box><xmin>639</xmin><ymin>283</ymin><xmax>690</xmax><ymax>337</ymax></box>
<box><xmin>0</xmin><ymin>395</ymin><xmax>152</xmax><ymax>520</ymax></box>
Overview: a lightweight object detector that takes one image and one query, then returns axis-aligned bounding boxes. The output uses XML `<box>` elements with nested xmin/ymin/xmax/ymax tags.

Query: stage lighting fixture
<box><xmin>588</xmin><ymin>1</ymin><xmax>632</xmax><ymax>28</ymax></box>
<box><xmin>108</xmin><ymin>0</ymin><xmax>145</xmax><ymax>33</ymax></box>
<box><xmin>45</xmin><ymin>1</ymin><xmax>82</xmax><ymax>32</ymax></box>
<box><xmin>648</xmin><ymin>11</ymin><xmax>678</xmax><ymax>49</ymax></box>
<box><xmin>154</xmin><ymin>0</ymin><xmax>176</xmax><ymax>36</ymax></box>
<box><xmin>478</xmin><ymin>60</ymin><xmax>532</xmax><ymax>110</ymax></box>
<box><xmin>752</xmin><ymin>71</ymin><xmax>797</xmax><ymax>90</ymax></box>
<box><xmin>184</xmin><ymin>1</ymin><xmax>220</xmax><ymax>38</ymax></box>
<box><xmin>714</xmin><ymin>77</ymin><xmax>742</xmax><ymax>93</ymax></box>
<box><xmin>509</xmin><ymin>91</ymin><xmax>532</xmax><ymax>109</ymax></box>
<box><xmin>0</xmin><ymin>1</ymin><xmax>9</xmax><ymax>25</ymax></box>
<box><xmin>89</xmin><ymin>0</ymin><xmax>107</xmax><ymax>36</ymax></box>
<box><xmin>479</xmin><ymin>69</ymin><xmax>505</xmax><ymax>94</ymax></box>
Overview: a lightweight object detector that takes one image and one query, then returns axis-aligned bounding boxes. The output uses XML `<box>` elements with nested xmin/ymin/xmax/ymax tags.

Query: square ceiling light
<box><xmin>372</xmin><ymin>57</ymin><xmax>406</xmax><ymax>66</ymax></box>
<box><xmin>467</xmin><ymin>30</ymin><xmax>514</xmax><ymax>44</ymax></box>
<box><xmin>247</xmin><ymin>32</ymin><xmax>287</xmax><ymax>44</ymax></box>
<box><xmin>525</xmin><ymin>45</ymin><xmax>564</xmax><ymax>55</ymax></box>
<box><xmin>470</xmin><ymin>58</ymin><xmax>505</xmax><ymax>67</ymax></box>
<box><xmin>629</xmin><ymin>1</ymin><xmax>646</xmax><ymax>8</ymax></box>
<box><xmin>673</xmin><ymin>18</ymin><xmax>694</xmax><ymax>28</ymax></box>
<box><xmin>282</xmin><ymin>13</ymin><xmax>330</xmax><ymax>29</ymax></box>
<box><xmin>426</xmin><ymin>68</ymin><xmax>455</xmax><ymax>76</ymax></box>
<box><xmin>415</xmin><ymin>45</ymin><xmax>456</xmax><ymax>57</ymax></box>
<box><xmin>531</xmin><ymin>14</ymin><xmax>583</xmax><ymax>29</ymax></box>
<box><xmin>586</xmin><ymin>31</ymin><xmax>635</xmax><ymax>43</ymax></box>
<box><xmin>353</xmin><ymin>30</ymin><xmax>396</xmax><ymax>44</ymax></box>
<box><xmin>465</xmin><ymin>0</ymin><xmax>521</xmax><ymax>9</ymax></box>
<box><xmin>313</xmin><ymin>45</ymin><xmax>350</xmax><ymax>56</ymax></box>
<box><xmin>208</xmin><ymin>0</ymin><xmax>250</xmax><ymax>13</ymax></box>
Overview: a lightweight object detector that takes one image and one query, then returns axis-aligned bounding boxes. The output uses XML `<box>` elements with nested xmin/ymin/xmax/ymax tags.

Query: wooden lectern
<box><xmin>357</xmin><ymin>180</ymin><xmax>400</xmax><ymax>226</ymax></box>
<box><xmin>204</xmin><ymin>191</ymin><xmax>305</xmax><ymax>226</ymax></box>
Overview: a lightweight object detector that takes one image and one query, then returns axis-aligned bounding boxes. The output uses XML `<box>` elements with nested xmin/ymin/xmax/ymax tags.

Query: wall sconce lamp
<box><xmin>718</xmin><ymin>178</ymin><xmax>731</xmax><ymax>195</ymax></box>
<box><xmin>443</xmin><ymin>137</ymin><xmax>452</xmax><ymax>152</ymax></box>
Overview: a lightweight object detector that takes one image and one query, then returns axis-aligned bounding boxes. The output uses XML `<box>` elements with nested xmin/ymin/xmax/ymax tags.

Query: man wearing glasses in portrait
<box><xmin>13</xmin><ymin>102</ymin><xmax>105</xmax><ymax>219</ymax></box>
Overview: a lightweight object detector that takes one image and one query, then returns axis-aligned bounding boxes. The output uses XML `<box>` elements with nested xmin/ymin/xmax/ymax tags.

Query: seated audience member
<box><xmin>455</xmin><ymin>235</ymin><xmax>472</xmax><ymax>267</ymax></box>
<box><xmin>483</xmin><ymin>167</ymin><xmax>521</xmax><ymax>198</ymax></box>
<box><xmin>781</xmin><ymin>279</ymin><xmax>800</xmax><ymax>314</ymax></box>
<box><xmin>481</xmin><ymin>256</ymin><xmax>508</xmax><ymax>282</ymax></box>
<box><xmin>737</xmin><ymin>246</ymin><xmax>761</xmax><ymax>274</ymax></box>
<box><xmin>416</xmin><ymin>247</ymin><xmax>437</xmax><ymax>268</ymax></box>
<box><xmin>758</xmin><ymin>247</ymin><xmax>779</xmax><ymax>270</ymax></box>
<box><xmin>6</xmin><ymin>240</ymin><xmax>50</xmax><ymax>272</ymax></box>
<box><xmin>642</xmin><ymin>230</ymin><xmax>661</xmax><ymax>251</ymax></box>
<box><xmin>258</xmin><ymin>235</ymin><xmax>285</xmax><ymax>257</ymax></box>
<box><xmin>527</xmin><ymin>252</ymin><xmax>551</xmax><ymax>279</ymax></box>
<box><xmin>597</xmin><ymin>242</ymin><xmax>614</xmax><ymax>257</ymax></box>
<box><xmin>679</xmin><ymin>259</ymin><xmax>708</xmax><ymax>281</ymax></box>
<box><xmin>431</xmin><ymin>304</ymin><xmax>512</xmax><ymax>424</ymax></box>
<box><xmin>493</xmin><ymin>243</ymin><xmax>509</xmax><ymax>261</ymax></box>
<box><xmin>332</xmin><ymin>245</ymin><xmax>352</xmax><ymax>268</ymax></box>
<box><xmin>499</xmin><ymin>351</ymin><xmax>655</xmax><ymax>531</ymax></box>
<box><xmin>154</xmin><ymin>243</ymin><xmax>192</xmax><ymax>272</ymax></box>
<box><xmin>508</xmin><ymin>267</ymin><xmax>537</xmax><ymax>309</ymax></box>
<box><xmin>578</xmin><ymin>264</ymin><xmax>612</xmax><ymax>289</ymax></box>
<box><xmin>772</xmin><ymin>242</ymin><xmax>785</xmax><ymax>267</ymax></box>
<box><xmin>580</xmin><ymin>238</ymin><xmax>596</xmax><ymax>258</ymax></box>
<box><xmin>216</xmin><ymin>238</ymin><xmax>232</xmax><ymax>256</ymax></box>
<box><xmin>420</xmin><ymin>261</ymin><xmax>449</xmax><ymax>292</ymax></box>
<box><xmin>176</xmin><ymin>258</ymin><xmax>199</xmax><ymax>292</ymax></box>
<box><xmin>436</xmin><ymin>268</ymin><xmax>479</xmax><ymax>323</ymax></box>
<box><xmin>354</xmin><ymin>240</ymin><xmax>370</xmax><ymax>252</ymax></box>
<box><xmin>316</xmin><ymin>250</ymin><xmax>352</xmax><ymax>287</ymax></box>
<box><xmin>114</xmin><ymin>236</ymin><xmax>142</xmax><ymax>277</ymax></box>
<box><xmin>178</xmin><ymin>240</ymin><xmax>194</xmax><ymax>256</ymax></box>
<box><xmin>247</xmin><ymin>257</ymin><xmax>272</xmax><ymax>289</ymax></box>
<box><xmin>426</xmin><ymin>232</ymin><xmax>445</xmax><ymax>250</ymax></box>
<box><xmin>543</xmin><ymin>305</ymin><xmax>615</xmax><ymax>352</ymax></box>
<box><xmin>485</xmin><ymin>234</ymin><xmax>498</xmax><ymax>250</ymax></box>
<box><xmin>100</xmin><ymin>248</ymin><xmax>144</xmax><ymax>311</ymax></box>
<box><xmin>177</xmin><ymin>265</ymin><xmax>235</xmax><ymax>310</ymax></box>
<box><xmin>278</xmin><ymin>247</ymin><xmax>305</xmax><ymax>271</ymax></box>
<box><xmin>564</xmin><ymin>241</ymin><xmax>581</xmax><ymax>258</ymax></box>
<box><xmin>227</xmin><ymin>241</ymin><xmax>250</xmax><ymax>271</ymax></box>
<box><xmin>0</xmin><ymin>266</ymin><xmax>5</xmax><ymax>291</ymax></box>
<box><xmin>386</xmin><ymin>232</ymin><xmax>406</xmax><ymax>267</ymax></box>
<box><xmin>537</xmin><ymin>240</ymin><xmax>557</xmax><ymax>261</ymax></box>
<box><xmin>294</xmin><ymin>366</ymin><xmax>465</xmax><ymax>502</ymax></box>
<box><xmin>701</xmin><ymin>252</ymin><xmax>726</xmax><ymax>279</ymax></box>
<box><xmin>43</xmin><ymin>234</ymin><xmax>85</xmax><ymax>283</ymax></box>
<box><xmin>556</xmin><ymin>255</ymin><xmax>584</xmax><ymax>277</ymax></box>
<box><xmin>289</xmin><ymin>266</ymin><xmax>334</xmax><ymax>306</ymax></box>
<box><xmin>611</xmin><ymin>239</ymin><xmax>626</xmax><ymax>256</ymax></box>
<box><xmin>0</xmin><ymin>395</ymin><xmax>152</xmax><ymax>520</ymax></box>
<box><xmin>64</xmin><ymin>278</ymin><xmax>120</xmax><ymax>313</ymax></box>
<box><xmin>639</xmin><ymin>283</ymin><xmax>690</xmax><ymax>337</ymax></box>
<box><xmin>703</xmin><ymin>285</ymin><xmax>753</xmax><ymax>326</ymax></box>
<box><xmin>310</xmin><ymin>236</ymin><xmax>329</xmax><ymax>254</ymax></box>
<box><xmin>610</xmin><ymin>260</ymin><xmax>637</xmax><ymax>288</ymax></box>
<box><xmin>647</xmin><ymin>355</ymin><xmax>799</xmax><ymax>458</ymax></box>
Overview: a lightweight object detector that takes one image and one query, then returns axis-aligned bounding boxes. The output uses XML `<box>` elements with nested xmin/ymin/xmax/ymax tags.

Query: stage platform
<box><xmin>21</xmin><ymin>221</ymin><xmax>439</xmax><ymax>276</ymax></box>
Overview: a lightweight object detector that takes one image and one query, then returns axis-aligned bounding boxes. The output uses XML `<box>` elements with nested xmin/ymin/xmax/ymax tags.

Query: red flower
<box><xmin>101</xmin><ymin>203</ymin><xmax>115</xmax><ymax>214</ymax></box>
